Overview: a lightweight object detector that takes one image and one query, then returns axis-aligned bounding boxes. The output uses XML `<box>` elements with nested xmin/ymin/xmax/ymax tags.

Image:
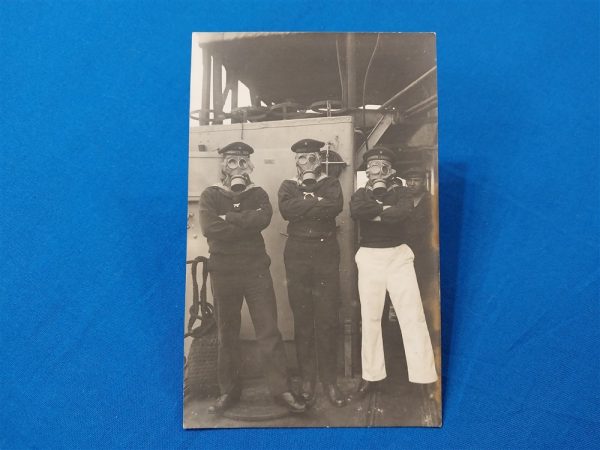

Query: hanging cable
<box><xmin>335</xmin><ymin>36</ymin><xmax>345</xmax><ymax>106</ymax></box>
<box><xmin>362</xmin><ymin>33</ymin><xmax>381</xmax><ymax>151</ymax></box>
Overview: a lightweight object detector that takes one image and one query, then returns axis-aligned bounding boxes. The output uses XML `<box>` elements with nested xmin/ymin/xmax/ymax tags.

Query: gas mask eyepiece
<box><xmin>296</xmin><ymin>152</ymin><xmax>321</xmax><ymax>185</ymax></box>
<box><xmin>291</xmin><ymin>139</ymin><xmax>325</xmax><ymax>186</ymax></box>
<box><xmin>366</xmin><ymin>159</ymin><xmax>395</xmax><ymax>195</ymax></box>
<box><xmin>222</xmin><ymin>155</ymin><xmax>253</xmax><ymax>192</ymax></box>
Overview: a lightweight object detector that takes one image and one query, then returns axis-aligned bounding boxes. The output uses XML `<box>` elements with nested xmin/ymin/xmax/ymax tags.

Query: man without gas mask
<box><xmin>199</xmin><ymin>141</ymin><xmax>306</xmax><ymax>415</ymax></box>
<box><xmin>277</xmin><ymin>138</ymin><xmax>347</xmax><ymax>407</ymax></box>
<box><xmin>349</xmin><ymin>146</ymin><xmax>437</xmax><ymax>400</ymax></box>
<box><xmin>401</xmin><ymin>166</ymin><xmax>438</xmax><ymax>321</ymax></box>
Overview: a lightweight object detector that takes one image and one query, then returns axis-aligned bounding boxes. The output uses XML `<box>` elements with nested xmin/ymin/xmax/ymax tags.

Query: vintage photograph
<box><xmin>183</xmin><ymin>32</ymin><xmax>441</xmax><ymax>428</ymax></box>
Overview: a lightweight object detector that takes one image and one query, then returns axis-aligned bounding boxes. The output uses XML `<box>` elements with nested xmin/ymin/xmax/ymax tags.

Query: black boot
<box><xmin>300</xmin><ymin>380</ymin><xmax>316</xmax><ymax>405</ymax></box>
<box><xmin>351</xmin><ymin>379</ymin><xmax>376</xmax><ymax>401</ymax></box>
<box><xmin>207</xmin><ymin>388</ymin><xmax>241</xmax><ymax>415</ymax></box>
<box><xmin>275</xmin><ymin>391</ymin><xmax>307</xmax><ymax>414</ymax></box>
<box><xmin>323</xmin><ymin>383</ymin><xmax>346</xmax><ymax>407</ymax></box>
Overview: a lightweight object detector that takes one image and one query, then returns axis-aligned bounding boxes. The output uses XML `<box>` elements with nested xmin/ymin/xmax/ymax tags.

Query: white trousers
<box><xmin>356</xmin><ymin>244</ymin><xmax>438</xmax><ymax>384</ymax></box>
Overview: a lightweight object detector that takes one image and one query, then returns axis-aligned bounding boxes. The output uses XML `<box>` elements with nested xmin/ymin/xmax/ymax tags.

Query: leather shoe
<box><xmin>324</xmin><ymin>383</ymin><xmax>346</xmax><ymax>407</ymax></box>
<box><xmin>275</xmin><ymin>391</ymin><xmax>307</xmax><ymax>414</ymax></box>
<box><xmin>351</xmin><ymin>379</ymin><xmax>376</xmax><ymax>401</ymax></box>
<box><xmin>300</xmin><ymin>380</ymin><xmax>316</xmax><ymax>405</ymax></box>
<box><xmin>207</xmin><ymin>390</ymin><xmax>241</xmax><ymax>415</ymax></box>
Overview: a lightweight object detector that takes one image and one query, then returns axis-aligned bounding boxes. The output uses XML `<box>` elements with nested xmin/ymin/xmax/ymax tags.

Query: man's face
<box><xmin>405</xmin><ymin>175</ymin><xmax>425</xmax><ymax>194</ymax></box>
<box><xmin>295</xmin><ymin>151</ymin><xmax>321</xmax><ymax>184</ymax></box>
<box><xmin>366</xmin><ymin>159</ymin><xmax>394</xmax><ymax>181</ymax></box>
<box><xmin>365</xmin><ymin>158</ymin><xmax>395</xmax><ymax>195</ymax></box>
<box><xmin>224</xmin><ymin>155</ymin><xmax>251</xmax><ymax>173</ymax></box>
<box><xmin>221</xmin><ymin>153</ymin><xmax>253</xmax><ymax>192</ymax></box>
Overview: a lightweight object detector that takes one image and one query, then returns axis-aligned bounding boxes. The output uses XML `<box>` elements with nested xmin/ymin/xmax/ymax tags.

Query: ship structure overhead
<box><xmin>191</xmin><ymin>32</ymin><xmax>438</xmax><ymax>171</ymax></box>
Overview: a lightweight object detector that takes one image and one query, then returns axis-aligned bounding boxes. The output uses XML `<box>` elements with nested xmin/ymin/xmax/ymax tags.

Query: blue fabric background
<box><xmin>1</xmin><ymin>1</ymin><xmax>598</xmax><ymax>448</ymax></box>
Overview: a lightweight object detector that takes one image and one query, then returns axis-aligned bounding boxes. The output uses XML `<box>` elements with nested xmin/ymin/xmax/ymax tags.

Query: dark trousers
<box><xmin>210</xmin><ymin>268</ymin><xmax>289</xmax><ymax>396</ymax></box>
<box><xmin>284</xmin><ymin>237</ymin><xmax>340</xmax><ymax>384</ymax></box>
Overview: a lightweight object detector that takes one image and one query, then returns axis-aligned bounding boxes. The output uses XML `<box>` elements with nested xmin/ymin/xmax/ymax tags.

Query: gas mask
<box><xmin>366</xmin><ymin>159</ymin><xmax>395</xmax><ymax>195</ymax></box>
<box><xmin>295</xmin><ymin>152</ymin><xmax>322</xmax><ymax>186</ymax></box>
<box><xmin>222</xmin><ymin>154</ymin><xmax>253</xmax><ymax>192</ymax></box>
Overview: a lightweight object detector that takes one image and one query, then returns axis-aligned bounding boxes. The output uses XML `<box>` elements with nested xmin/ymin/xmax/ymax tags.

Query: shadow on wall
<box><xmin>438</xmin><ymin>163</ymin><xmax>468</xmax><ymax>404</ymax></box>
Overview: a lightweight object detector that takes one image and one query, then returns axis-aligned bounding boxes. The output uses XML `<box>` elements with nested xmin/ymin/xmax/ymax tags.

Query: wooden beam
<box><xmin>378</xmin><ymin>66</ymin><xmax>437</xmax><ymax>110</ymax></box>
<box><xmin>201</xmin><ymin>49</ymin><xmax>211</xmax><ymax>125</ymax></box>
<box><xmin>230</xmin><ymin>75</ymin><xmax>238</xmax><ymax>110</ymax></box>
<box><xmin>212</xmin><ymin>54</ymin><xmax>223</xmax><ymax>124</ymax></box>
<box><xmin>355</xmin><ymin>113</ymin><xmax>395</xmax><ymax>167</ymax></box>
<box><xmin>345</xmin><ymin>33</ymin><xmax>358</xmax><ymax>108</ymax></box>
<box><xmin>404</xmin><ymin>94</ymin><xmax>438</xmax><ymax>117</ymax></box>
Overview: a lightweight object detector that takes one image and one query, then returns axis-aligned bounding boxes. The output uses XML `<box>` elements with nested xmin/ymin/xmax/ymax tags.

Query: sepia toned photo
<box><xmin>183</xmin><ymin>32</ymin><xmax>441</xmax><ymax>428</ymax></box>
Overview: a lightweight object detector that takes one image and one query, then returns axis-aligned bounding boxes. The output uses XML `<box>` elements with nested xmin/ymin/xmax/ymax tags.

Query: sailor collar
<box><xmin>289</xmin><ymin>173</ymin><xmax>328</xmax><ymax>185</ymax></box>
<box><xmin>365</xmin><ymin>181</ymin><xmax>400</xmax><ymax>192</ymax></box>
<box><xmin>212</xmin><ymin>182</ymin><xmax>258</xmax><ymax>195</ymax></box>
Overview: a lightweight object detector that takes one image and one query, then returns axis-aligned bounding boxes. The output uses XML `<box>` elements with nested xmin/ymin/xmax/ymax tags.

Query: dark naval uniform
<box><xmin>401</xmin><ymin>182</ymin><xmax>437</xmax><ymax>324</ymax></box>
<box><xmin>350</xmin><ymin>184</ymin><xmax>414</xmax><ymax>247</ymax></box>
<box><xmin>278</xmin><ymin>175</ymin><xmax>343</xmax><ymax>385</ymax></box>
<box><xmin>403</xmin><ymin>193</ymin><xmax>435</xmax><ymax>282</ymax></box>
<box><xmin>199</xmin><ymin>184</ymin><xmax>289</xmax><ymax>397</ymax></box>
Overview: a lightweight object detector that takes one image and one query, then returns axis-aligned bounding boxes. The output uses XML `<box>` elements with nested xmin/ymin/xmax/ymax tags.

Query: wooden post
<box><xmin>231</xmin><ymin>75</ymin><xmax>238</xmax><ymax>110</ymax></box>
<box><xmin>229</xmin><ymin>70</ymin><xmax>238</xmax><ymax>123</ymax></box>
<box><xmin>345</xmin><ymin>33</ymin><xmax>357</xmax><ymax>109</ymax></box>
<box><xmin>212</xmin><ymin>54</ymin><xmax>223</xmax><ymax>125</ymax></box>
<box><xmin>201</xmin><ymin>48</ymin><xmax>211</xmax><ymax>125</ymax></box>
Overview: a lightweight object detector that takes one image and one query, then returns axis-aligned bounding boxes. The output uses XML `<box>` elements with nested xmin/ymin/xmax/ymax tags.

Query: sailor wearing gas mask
<box><xmin>199</xmin><ymin>141</ymin><xmax>306</xmax><ymax>415</ymax></box>
<box><xmin>278</xmin><ymin>138</ymin><xmax>346</xmax><ymax>407</ymax></box>
<box><xmin>349</xmin><ymin>146</ymin><xmax>437</xmax><ymax>399</ymax></box>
